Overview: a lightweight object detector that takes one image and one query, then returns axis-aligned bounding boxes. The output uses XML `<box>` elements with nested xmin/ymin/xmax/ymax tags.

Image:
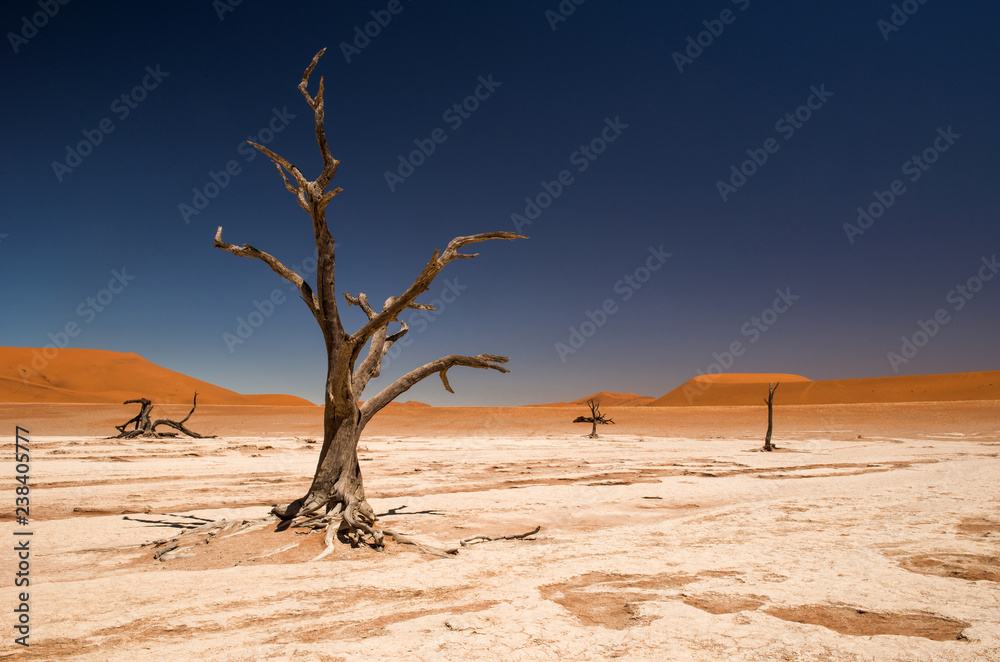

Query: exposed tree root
<box><xmin>274</xmin><ymin>492</ymin><xmax>385</xmax><ymax>551</ymax></box>
<box><xmin>144</xmin><ymin>516</ymin><xmax>278</xmax><ymax>561</ymax></box>
<box><xmin>381</xmin><ymin>525</ymin><xmax>543</xmax><ymax>558</ymax></box>
<box><xmin>382</xmin><ymin>528</ymin><xmax>459</xmax><ymax>558</ymax></box>
<box><xmin>136</xmin><ymin>507</ymin><xmax>540</xmax><ymax>562</ymax></box>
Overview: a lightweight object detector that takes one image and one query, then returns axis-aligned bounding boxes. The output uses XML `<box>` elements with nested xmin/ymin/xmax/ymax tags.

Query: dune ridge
<box><xmin>652</xmin><ymin>371</ymin><xmax>1000</xmax><ymax>406</ymax></box>
<box><xmin>0</xmin><ymin>347</ymin><xmax>313</xmax><ymax>406</ymax></box>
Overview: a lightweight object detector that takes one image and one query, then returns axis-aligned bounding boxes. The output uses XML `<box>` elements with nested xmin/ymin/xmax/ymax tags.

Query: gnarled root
<box><xmin>277</xmin><ymin>493</ymin><xmax>384</xmax><ymax>557</ymax></box>
<box><xmin>272</xmin><ymin>496</ymin><xmax>321</xmax><ymax>520</ymax></box>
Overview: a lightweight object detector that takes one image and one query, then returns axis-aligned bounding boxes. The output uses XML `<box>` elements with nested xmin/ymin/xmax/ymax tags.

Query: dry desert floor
<box><xmin>1</xmin><ymin>401</ymin><xmax>999</xmax><ymax>661</ymax></box>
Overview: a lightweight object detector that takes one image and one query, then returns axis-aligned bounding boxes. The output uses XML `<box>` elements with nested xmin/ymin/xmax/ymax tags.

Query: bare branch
<box><xmin>249</xmin><ymin>141</ymin><xmax>309</xmax><ymax>190</ymax></box>
<box><xmin>351</xmin><ymin>297</ymin><xmax>409</xmax><ymax>396</ymax></box>
<box><xmin>359</xmin><ymin>354</ymin><xmax>510</xmax><ymax>425</ymax></box>
<box><xmin>385</xmin><ymin>321</ymin><xmax>409</xmax><ymax>345</ymax></box>
<box><xmin>214</xmin><ymin>226</ymin><xmax>321</xmax><ymax>323</ymax></box>
<box><xmin>344</xmin><ymin>292</ymin><xmax>376</xmax><ymax>319</ymax></box>
<box><xmin>270</xmin><ymin>159</ymin><xmax>302</xmax><ymax>196</ymax></box>
<box><xmin>176</xmin><ymin>392</ymin><xmax>200</xmax><ymax>425</ymax></box>
<box><xmin>297</xmin><ymin>47</ymin><xmax>325</xmax><ymax>106</ymax></box>
<box><xmin>352</xmin><ymin>232</ymin><xmax>526</xmax><ymax>345</ymax></box>
<box><xmin>352</xmin><ymin>327</ymin><xmax>388</xmax><ymax>396</ymax></box>
<box><xmin>296</xmin><ymin>48</ymin><xmax>339</xmax><ymax>189</ymax></box>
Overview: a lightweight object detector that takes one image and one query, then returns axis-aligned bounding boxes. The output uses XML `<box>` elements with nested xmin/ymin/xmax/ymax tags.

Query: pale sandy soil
<box><xmin>1</xmin><ymin>402</ymin><xmax>998</xmax><ymax>661</ymax></box>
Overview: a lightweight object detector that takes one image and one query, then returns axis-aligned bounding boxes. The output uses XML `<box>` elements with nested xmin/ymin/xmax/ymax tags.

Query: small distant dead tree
<box><xmin>113</xmin><ymin>393</ymin><xmax>215</xmax><ymax>439</ymax></box>
<box><xmin>763</xmin><ymin>382</ymin><xmax>779</xmax><ymax>451</ymax></box>
<box><xmin>213</xmin><ymin>48</ymin><xmax>524</xmax><ymax>549</ymax></box>
<box><xmin>573</xmin><ymin>399</ymin><xmax>614</xmax><ymax>438</ymax></box>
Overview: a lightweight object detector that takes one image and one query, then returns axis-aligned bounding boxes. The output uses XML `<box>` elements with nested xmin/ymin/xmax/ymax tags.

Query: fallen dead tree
<box><xmin>112</xmin><ymin>392</ymin><xmax>216</xmax><ymax>439</ymax></box>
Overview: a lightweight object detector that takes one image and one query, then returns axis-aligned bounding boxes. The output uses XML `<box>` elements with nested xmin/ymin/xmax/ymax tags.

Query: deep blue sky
<box><xmin>2</xmin><ymin>1</ymin><xmax>998</xmax><ymax>406</ymax></box>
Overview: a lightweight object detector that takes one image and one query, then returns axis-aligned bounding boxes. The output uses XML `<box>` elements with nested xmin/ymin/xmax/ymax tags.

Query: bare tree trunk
<box><xmin>763</xmin><ymin>382</ymin><xmax>779</xmax><ymax>451</ymax></box>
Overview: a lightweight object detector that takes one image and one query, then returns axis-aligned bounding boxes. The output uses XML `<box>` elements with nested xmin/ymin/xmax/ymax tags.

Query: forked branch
<box><xmin>296</xmin><ymin>48</ymin><xmax>339</xmax><ymax>189</ymax></box>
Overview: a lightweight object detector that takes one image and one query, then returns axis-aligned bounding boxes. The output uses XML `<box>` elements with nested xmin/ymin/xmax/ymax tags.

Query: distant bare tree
<box><xmin>113</xmin><ymin>393</ymin><xmax>215</xmax><ymax>439</ymax></box>
<box><xmin>573</xmin><ymin>399</ymin><xmax>614</xmax><ymax>438</ymax></box>
<box><xmin>214</xmin><ymin>49</ymin><xmax>524</xmax><ymax>548</ymax></box>
<box><xmin>763</xmin><ymin>382</ymin><xmax>779</xmax><ymax>451</ymax></box>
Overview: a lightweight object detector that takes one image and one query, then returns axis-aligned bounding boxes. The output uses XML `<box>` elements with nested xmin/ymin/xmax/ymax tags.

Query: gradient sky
<box><xmin>2</xmin><ymin>1</ymin><xmax>998</xmax><ymax>406</ymax></box>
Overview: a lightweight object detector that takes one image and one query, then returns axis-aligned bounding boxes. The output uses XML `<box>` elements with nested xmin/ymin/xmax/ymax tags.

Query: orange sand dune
<box><xmin>0</xmin><ymin>347</ymin><xmax>313</xmax><ymax>406</ymax></box>
<box><xmin>651</xmin><ymin>371</ymin><xmax>1000</xmax><ymax>406</ymax></box>
<box><xmin>525</xmin><ymin>391</ymin><xmax>657</xmax><ymax>408</ymax></box>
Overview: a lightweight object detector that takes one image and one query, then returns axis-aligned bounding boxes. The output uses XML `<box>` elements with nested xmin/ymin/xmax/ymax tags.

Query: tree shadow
<box><xmin>122</xmin><ymin>514</ymin><xmax>214</xmax><ymax>530</ymax></box>
<box><xmin>378</xmin><ymin>504</ymin><xmax>446</xmax><ymax>517</ymax></box>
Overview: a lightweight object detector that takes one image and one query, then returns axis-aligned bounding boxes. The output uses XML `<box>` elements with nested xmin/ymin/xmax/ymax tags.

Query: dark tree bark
<box><xmin>763</xmin><ymin>382</ymin><xmax>779</xmax><ymax>451</ymax></box>
<box><xmin>214</xmin><ymin>49</ymin><xmax>524</xmax><ymax>547</ymax></box>
<box><xmin>575</xmin><ymin>399</ymin><xmax>613</xmax><ymax>438</ymax></box>
<box><xmin>113</xmin><ymin>393</ymin><xmax>215</xmax><ymax>439</ymax></box>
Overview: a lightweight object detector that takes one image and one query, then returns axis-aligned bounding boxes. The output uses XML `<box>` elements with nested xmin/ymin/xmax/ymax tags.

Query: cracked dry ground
<box><xmin>1</xmin><ymin>402</ymin><xmax>998</xmax><ymax>661</ymax></box>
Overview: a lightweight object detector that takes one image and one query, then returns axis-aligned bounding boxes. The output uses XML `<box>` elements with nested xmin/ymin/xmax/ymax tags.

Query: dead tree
<box><xmin>113</xmin><ymin>393</ymin><xmax>215</xmax><ymax>439</ymax></box>
<box><xmin>574</xmin><ymin>399</ymin><xmax>614</xmax><ymax>438</ymax></box>
<box><xmin>214</xmin><ymin>49</ymin><xmax>524</xmax><ymax>547</ymax></box>
<box><xmin>763</xmin><ymin>382</ymin><xmax>779</xmax><ymax>451</ymax></box>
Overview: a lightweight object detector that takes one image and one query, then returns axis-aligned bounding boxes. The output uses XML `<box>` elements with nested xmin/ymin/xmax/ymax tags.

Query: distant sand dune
<box><xmin>525</xmin><ymin>391</ymin><xmax>657</xmax><ymax>408</ymax></box>
<box><xmin>0</xmin><ymin>347</ymin><xmax>313</xmax><ymax>406</ymax></box>
<box><xmin>652</xmin><ymin>371</ymin><xmax>1000</xmax><ymax>406</ymax></box>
